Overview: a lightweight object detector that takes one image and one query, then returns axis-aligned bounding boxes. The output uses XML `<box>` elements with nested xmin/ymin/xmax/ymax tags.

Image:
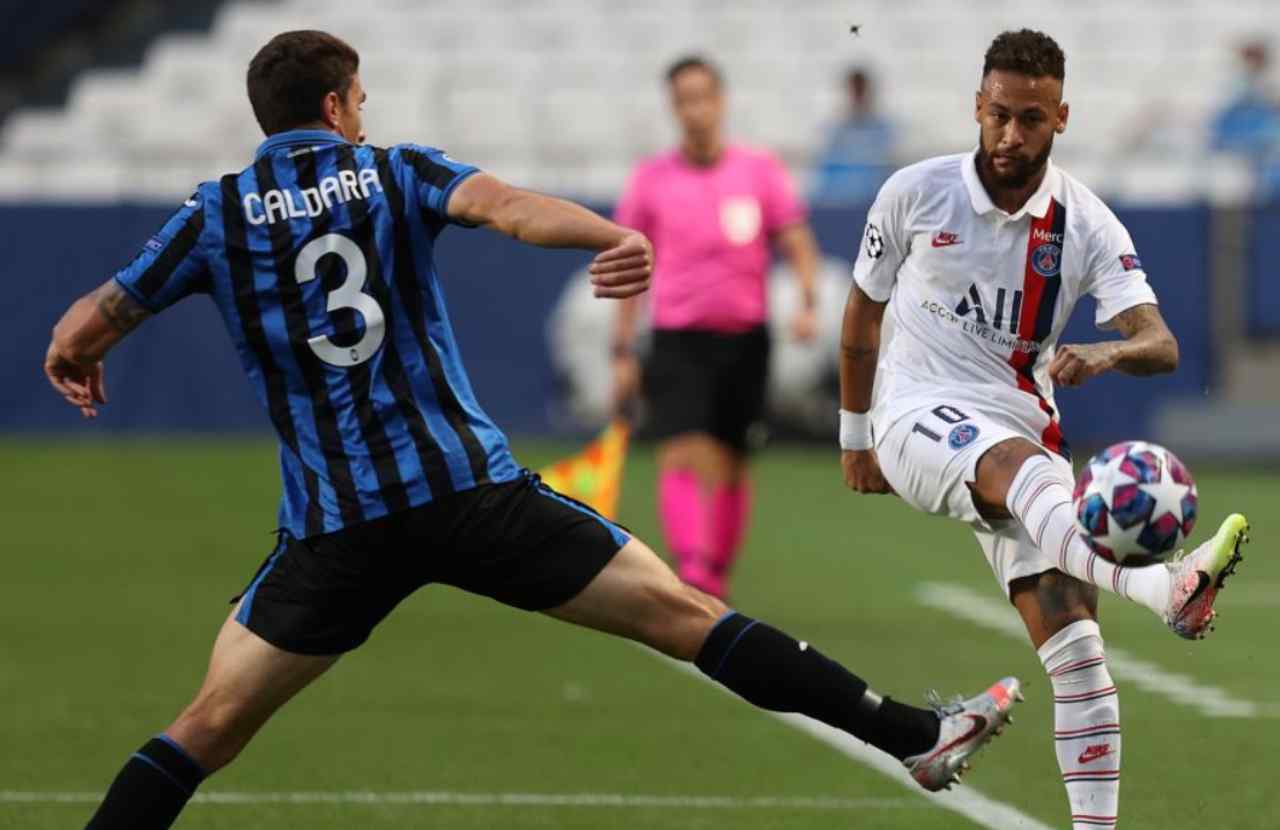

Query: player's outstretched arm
<box><xmin>446</xmin><ymin>172</ymin><xmax>652</xmax><ymax>299</ymax></box>
<box><xmin>839</xmin><ymin>283</ymin><xmax>894</xmax><ymax>494</ymax></box>
<box><xmin>44</xmin><ymin>279</ymin><xmax>149</xmax><ymax>419</ymax></box>
<box><xmin>1049</xmin><ymin>303</ymin><xmax>1178</xmax><ymax>387</ymax></box>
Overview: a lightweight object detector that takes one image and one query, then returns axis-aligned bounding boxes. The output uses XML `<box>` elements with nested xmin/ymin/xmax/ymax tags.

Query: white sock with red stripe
<box><xmin>1006</xmin><ymin>454</ymin><xmax>1171</xmax><ymax>616</ymax></box>
<box><xmin>1039</xmin><ymin>620</ymin><xmax>1120</xmax><ymax>829</ymax></box>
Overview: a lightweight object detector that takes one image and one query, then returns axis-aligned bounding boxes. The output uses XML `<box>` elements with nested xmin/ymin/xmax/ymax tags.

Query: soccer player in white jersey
<box><xmin>839</xmin><ymin>30</ymin><xmax>1250</xmax><ymax>829</ymax></box>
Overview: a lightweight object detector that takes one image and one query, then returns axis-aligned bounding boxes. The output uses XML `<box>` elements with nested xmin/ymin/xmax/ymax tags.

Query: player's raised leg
<box><xmin>86</xmin><ymin>609</ymin><xmax>339</xmax><ymax>829</ymax></box>
<box><xmin>545</xmin><ymin>536</ymin><xmax>1022</xmax><ymax>790</ymax></box>
<box><xmin>975</xmin><ymin>437</ymin><xmax>1249</xmax><ymax>639</ymax></box>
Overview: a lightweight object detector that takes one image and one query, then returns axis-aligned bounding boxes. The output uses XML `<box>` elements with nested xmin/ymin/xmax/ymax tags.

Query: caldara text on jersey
<box><xmin>243</xmin><ymin>168</ymin><xmax>384</xmax><ymax>226</ymax></box>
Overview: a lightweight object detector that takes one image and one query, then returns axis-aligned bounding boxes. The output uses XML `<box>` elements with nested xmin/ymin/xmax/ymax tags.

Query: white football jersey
<box><xmin>854</xmin><ymin>150</ymin><xmax>1157</xmax><ymax>457</ymax></box>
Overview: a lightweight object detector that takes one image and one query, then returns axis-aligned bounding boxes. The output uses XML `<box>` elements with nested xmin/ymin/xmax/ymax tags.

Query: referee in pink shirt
<box><xmin>612</xmin><ymin>56</ymin><xmax>822</xmax><ymax>599</ymax></box>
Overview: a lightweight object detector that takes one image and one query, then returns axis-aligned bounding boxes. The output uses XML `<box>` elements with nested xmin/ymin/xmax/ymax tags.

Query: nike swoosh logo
<box><xmin>1077</xmin><ymin>744</ymin><xmax>1113</xmax><ymax>765</ymax></box>
<box><xmin>926</xmin><ymin>714</ymin><xmax>988</xmax><ymax>761</ymax></box>
<box><xmin>931</xmin><ymin>233</ymin><xmax>962</xmax><ymax>247</ymax></box>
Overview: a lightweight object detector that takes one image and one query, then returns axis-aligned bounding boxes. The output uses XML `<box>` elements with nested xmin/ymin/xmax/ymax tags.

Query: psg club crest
<box><xmin>948</xmin><ymin>423</ymin><xmax>981</xmax><ymax>450</ymax></box>
<box><xmin>1031</xmin><ymin>242</ymin><xmax>1062</xmax><ymax>278</ymax></box>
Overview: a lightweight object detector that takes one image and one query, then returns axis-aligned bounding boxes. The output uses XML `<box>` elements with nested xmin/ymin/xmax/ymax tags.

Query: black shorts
<box><xmin>232</xmin><ymin>472</ymin><xmax>629</xmax><ymax>656</ymax></box>
<box><xmin>641</xmin><ymin>325</ymin><xmax>770</xmax><ymax>453</ymax></box>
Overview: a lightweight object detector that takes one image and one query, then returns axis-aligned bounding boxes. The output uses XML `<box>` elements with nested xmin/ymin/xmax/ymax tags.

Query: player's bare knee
<box><xmin>667</xmin><ymin>582</ymin><xmax>726</xmax><ymax>660</ymax></box>
<box><xmin>171</xmin><ymin>694</ymin><xmax>260</xmax><ymax>772</ymax></box>
<box><xmin>973</xmin><ymin>437</ymin><xmax>1049</xmax><ymax>515</ymax></box>
<box><xmin>1042</xmin><ymin>571</ymin><xmax>1099</xmax><ymax>622</ymax></box>
<box><xmin>1011</xmin><ymin>570</ymin><xmax>1099</xmax><ymax>648</ymax></box>
<box><xmin>635</xmin><ymin>580</ymin><xmax>726</xmax><ymax>660</ymax></box>
<box><xmin>977</xmin><ymin>437</ymin><xmax>1045</xmax><ymax>475</ymax></box>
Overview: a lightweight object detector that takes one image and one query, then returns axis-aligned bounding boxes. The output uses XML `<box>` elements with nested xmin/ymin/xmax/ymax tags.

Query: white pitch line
<box><xmin>0</xmin><ymin>790</ymin><xmax>931</xmax><ymax>810</ymax></box>
<box><xmin>917</xmin><ymin>581</ymin><xmax>1280</xmax><ymax>719</ymax></box>
<box><xmin>658</xmin><ymin>657</ymin><xmax>1055</xmax><ymax>830</ymax></box>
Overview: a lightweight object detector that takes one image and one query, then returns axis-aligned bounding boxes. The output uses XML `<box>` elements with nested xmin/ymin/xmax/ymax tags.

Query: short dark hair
<box><xmin>247</xmin><ymin>30</ymin><xmax>360</xmax><ymax>136</ymax></box>
<box><xmin>665</xmin><ymin>55</ymin><xmax>723</xmax><ymax>87</ymax></box>
<box><xmin>982</xmin><ymin>29</ymin><xmax>1065</xmax><ymax>81</ymax></box>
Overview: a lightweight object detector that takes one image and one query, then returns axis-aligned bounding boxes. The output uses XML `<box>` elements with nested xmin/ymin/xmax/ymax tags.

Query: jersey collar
<box><xmin>961</xmin><ymin>147</ymin><xmax>1058</xmax><ymax>220</ymax></box>
<box><xmin>254</xmin><ymin>129</ymin><xmax>352</xmax><ymax>161</ymax></box>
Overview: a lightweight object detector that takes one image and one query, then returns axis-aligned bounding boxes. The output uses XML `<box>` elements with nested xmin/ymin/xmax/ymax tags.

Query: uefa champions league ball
<box><xmin>1072</xmin><ymin>441</ymin><xmax>1198</xmax><ymax>565</ymax></box>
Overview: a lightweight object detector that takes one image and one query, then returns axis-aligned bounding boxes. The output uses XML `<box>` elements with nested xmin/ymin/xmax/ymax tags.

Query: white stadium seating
<box><xmin>0</xmin><ymin>0</ymin><xmax>1274</xmax><ymax>202</ymax></box>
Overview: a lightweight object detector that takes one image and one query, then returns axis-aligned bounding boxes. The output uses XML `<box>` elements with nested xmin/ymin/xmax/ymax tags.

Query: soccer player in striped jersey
<box><xmin>44</xmin><ymin>31</ymin><xmax>1021</xmax><ymax>830</ymax></box>
<box><xmin>839</xmin><ymin>29</ymin><xmax>1251</xmax><ymax>830</ymax></box>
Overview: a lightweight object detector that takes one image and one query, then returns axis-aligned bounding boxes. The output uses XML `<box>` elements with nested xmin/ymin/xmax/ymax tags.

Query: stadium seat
<box><xmin>1</xmin><ymin>0</ymin><xmax>1277</xmax><ymax>202</ymax></box>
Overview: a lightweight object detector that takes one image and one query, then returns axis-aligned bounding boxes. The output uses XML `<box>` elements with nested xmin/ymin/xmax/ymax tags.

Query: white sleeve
<box><xmin>1084</xmin><ymin>209</ymin><xmax>1158</xmax><ymax>329</ymax></box>
<box><xmin>851</xmin><ymin>178</ymin><xmax>911</xmax><ymax>303</ymax></box>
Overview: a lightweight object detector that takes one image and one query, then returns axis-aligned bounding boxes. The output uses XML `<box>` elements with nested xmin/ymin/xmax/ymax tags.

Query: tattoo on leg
<box><xmin>95</xmin><ymin>281</ymin><xmax>151</xmax><ymax>333</ymax></box>
<box><xmin>1037</xmin><ymin>571</ymin><xmax>1098</xmax><ymax>631</ymax></box>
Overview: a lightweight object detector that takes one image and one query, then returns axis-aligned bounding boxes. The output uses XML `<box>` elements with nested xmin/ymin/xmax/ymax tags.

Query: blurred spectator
<box><xmin>1211</xmin><ymin>41</ymin><xmax>1280</xmax><ymax>158</ymax></box>
<box><xmin>809</xmin><ymin>68</ymin><xmax>895</xmax><ymax>206</ymax></box>
<box><xmin>1210</xmin><ymin>41</ymin><xmax>1280</xmax><ymax>199</ymax></box>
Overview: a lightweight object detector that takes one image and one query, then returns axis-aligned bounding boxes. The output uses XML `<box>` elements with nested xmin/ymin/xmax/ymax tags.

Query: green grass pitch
<box><xmin>1</xmin><ymin>438</ymin><xmax>1275</xmax><ymax>829</ymax></box>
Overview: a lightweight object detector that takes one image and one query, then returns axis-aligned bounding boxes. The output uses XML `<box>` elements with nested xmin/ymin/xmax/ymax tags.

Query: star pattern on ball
<box><xmin>1138</xmin><ymin>475</ymin><xmax>1191</xmax><ymax>527</ymax></box>
<box><xmin>1097</xmin><ymin>450</ymin><xmax>1137</xmax><ymax>509</ymax></box>
<box><xmin>1076</xmin><ymin>441</ymin><xmax>1199</xmax><ymax>564</ymax></box>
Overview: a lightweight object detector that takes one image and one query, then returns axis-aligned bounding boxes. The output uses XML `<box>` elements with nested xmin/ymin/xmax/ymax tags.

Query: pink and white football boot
<box><xmin>1164</xmin><ymin>513</ymin><xmax>1250</xmax><ymax>640</ymax></box>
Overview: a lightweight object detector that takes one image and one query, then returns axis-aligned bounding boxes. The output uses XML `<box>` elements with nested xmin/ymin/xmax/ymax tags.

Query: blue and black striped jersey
<box><xmin>114</xmin><ymin>129</ymin><xmax>521</xmax><ymax>538</ymax></box>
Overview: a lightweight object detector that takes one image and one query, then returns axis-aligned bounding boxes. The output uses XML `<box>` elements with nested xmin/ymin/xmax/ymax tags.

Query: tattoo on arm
<box><xmin>840</xmin><ymin>345</ymin><xmax>879</xmax><ymax>361</ymax></box>
<box><xmin>1109</xmin><ymin>303</ymin><xmax>1163</xmax><ymax>338</ymax></box>
<box><xmin>1107</xmin><ymin>303</ymin><xmax>1178</xmax><ymax>375</ymax></box>
<box><xmin>95</xmin><ymin>281</ymin><xmax>151</xmax><ymax>334</ymax></box>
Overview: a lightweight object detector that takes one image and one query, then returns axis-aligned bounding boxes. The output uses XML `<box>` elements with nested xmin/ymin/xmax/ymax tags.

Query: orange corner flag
<box><xmin>538</xmin><ymin>420</ymin><xmax>630</xmax><ymax>521</ymax></box>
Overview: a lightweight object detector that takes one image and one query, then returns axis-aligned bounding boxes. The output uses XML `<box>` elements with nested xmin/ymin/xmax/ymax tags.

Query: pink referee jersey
<box><xmin>615</xmin><ymin>144</ymin><xmax>807</xmax><ymax>332</ymax></box>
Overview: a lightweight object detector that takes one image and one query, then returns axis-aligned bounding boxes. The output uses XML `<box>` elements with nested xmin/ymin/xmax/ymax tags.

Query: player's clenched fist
<box><xmin>842</xmin><ymin>449</ymin><xmax>895</xmax><ymax>495</ymax></box>
<box><xmin>1048</xmin><ymin>342</ymin><xmax>1117</xmax><ymax>388</ymax></box>
<box><xmin>589</xmin><ymin>232</ymin><xmax>653</xmax><ymax>299</ymax></box>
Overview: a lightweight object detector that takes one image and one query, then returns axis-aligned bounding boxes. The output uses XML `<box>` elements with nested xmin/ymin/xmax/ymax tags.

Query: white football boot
<box><xmin>903</xmin><ymin>676</ymin><xmax>1024</xmax><ymax>792</ymax></box>
<box><xmin>1164</xmin><ymin>513</ymin><xmax>1250</xmax><ymax>640</ymax></box>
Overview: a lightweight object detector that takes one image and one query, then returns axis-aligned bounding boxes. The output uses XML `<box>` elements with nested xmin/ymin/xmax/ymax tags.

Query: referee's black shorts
<box><xmin>232</xmin><ymin>472</ymin><xmax>629</xmax><ymax>656</ymax></box>
<box><xmin>641</xmin><ymin>324</ymin><xmax>770</xmax><ymax>454</ymax></box>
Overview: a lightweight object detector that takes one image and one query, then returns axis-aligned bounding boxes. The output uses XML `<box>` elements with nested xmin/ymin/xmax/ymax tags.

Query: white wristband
<box><xmin>839</xmin><ymin>409</ymin><xmax>874</xmax><ymax>451</ymax></box>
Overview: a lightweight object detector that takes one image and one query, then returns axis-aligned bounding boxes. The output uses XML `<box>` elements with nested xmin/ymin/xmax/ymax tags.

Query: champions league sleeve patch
<box><xmin>863</xmin><ymin>222</ymin><xmax>885</xmax><ymax>260</ymax></box>
<box><xmin>1118</xmin><ymin>253</ymin><xmax>1142</xmax><ymax>271</ymax></box>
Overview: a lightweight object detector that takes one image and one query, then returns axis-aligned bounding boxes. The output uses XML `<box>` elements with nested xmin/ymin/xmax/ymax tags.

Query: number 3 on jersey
<box><xmin>294</xmin><ymin>233</ymin><xmax>385</xmax><ymax>367</ymax></box>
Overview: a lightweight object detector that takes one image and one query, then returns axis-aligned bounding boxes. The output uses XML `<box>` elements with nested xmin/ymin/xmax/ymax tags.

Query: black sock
<box><xmin>86</xmin><ymin>735</ymin><xmax>206</xmax><ymax>829</ymax></box>
<box><xmin>694</xmin><ymin>612</ymin><xmax>940</xmax><ymax>760</ymax></box>
<box><xmin>864</xmin><ymin>697</ymin><xmax>945</xmax><ymax>760</ymax></box>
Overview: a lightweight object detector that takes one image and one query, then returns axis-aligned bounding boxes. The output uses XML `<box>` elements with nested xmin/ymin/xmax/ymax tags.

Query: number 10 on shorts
<box><xmin>913</xmin><ymin>405</ymin><xmax>981</xmax><ymax>450</ymax></box>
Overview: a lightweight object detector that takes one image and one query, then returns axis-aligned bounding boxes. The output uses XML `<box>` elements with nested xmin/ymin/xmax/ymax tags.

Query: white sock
<box><xmin>1039</xmin><ymin>620</ymin><xmax>1120</xmax><ymax>830</ymax></box>
<box><xmin>1006</xmin><ymin>454</ymin><xmax>1171</xmax><ymax>616</ymax></box>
